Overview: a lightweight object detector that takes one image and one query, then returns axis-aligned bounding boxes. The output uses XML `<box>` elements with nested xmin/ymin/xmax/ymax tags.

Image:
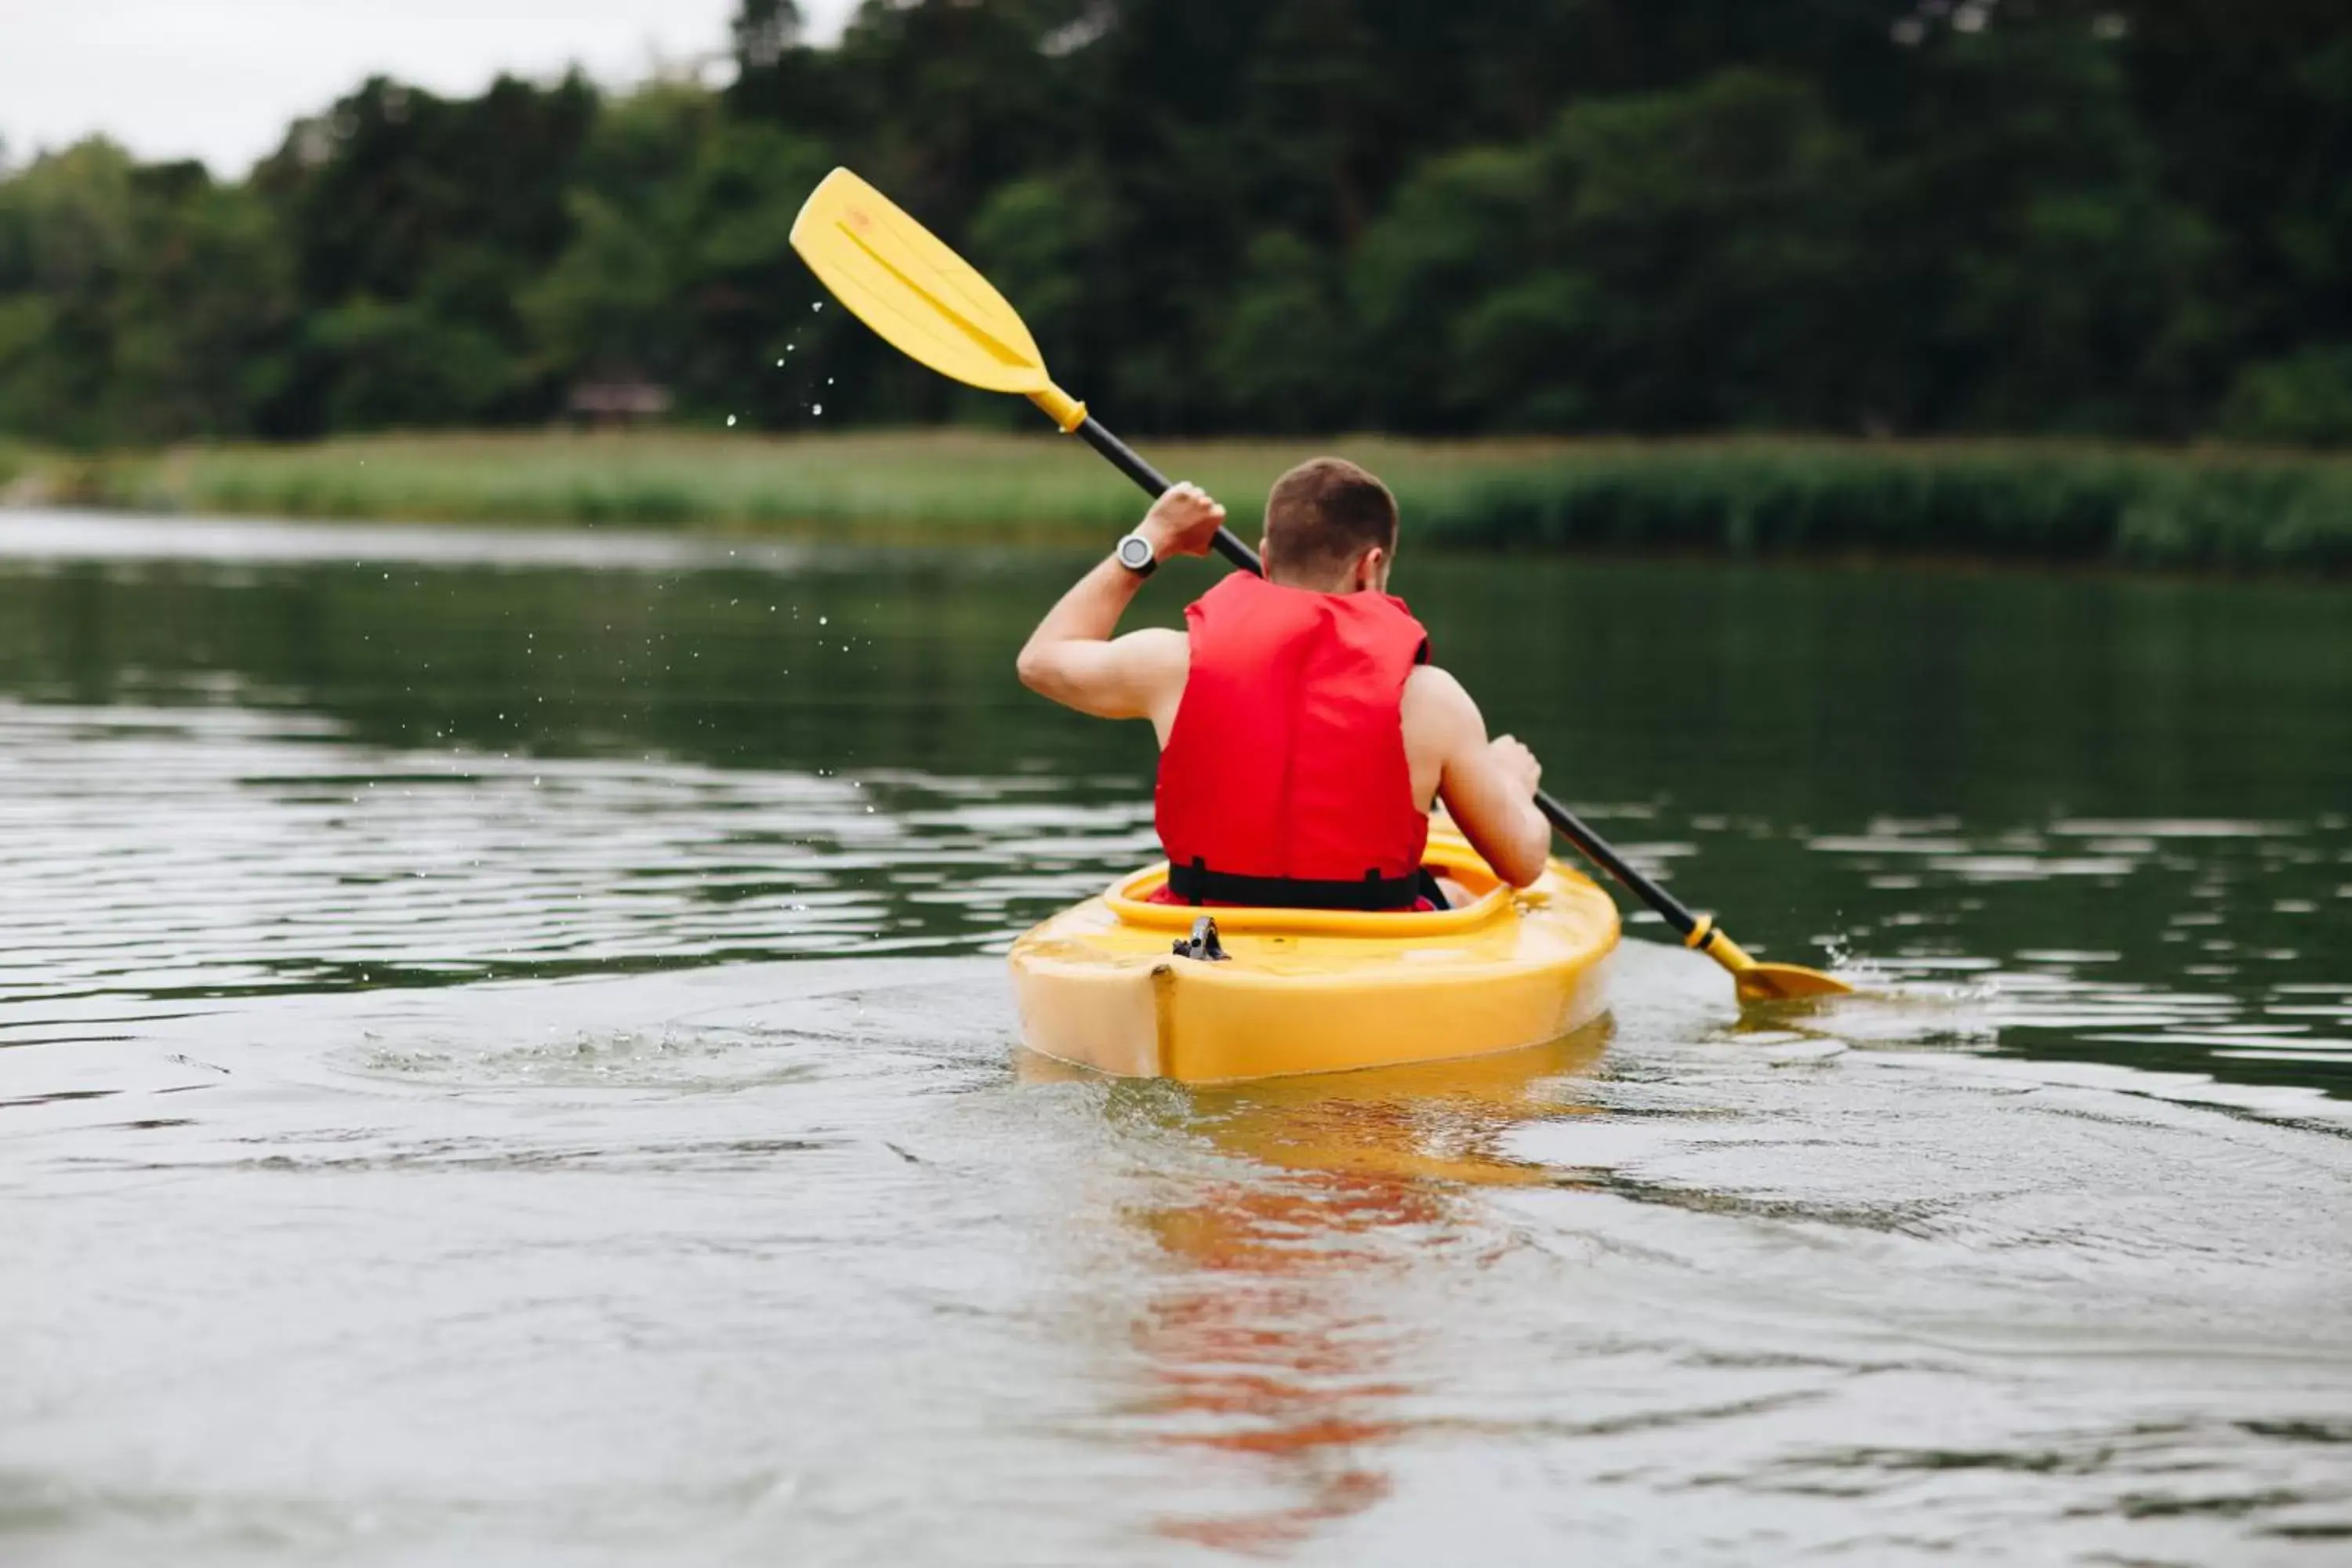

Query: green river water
<box><xmin>3</xmin><ymin>510</ymin><xmax>2350</xmax><ymax>1564</ymax></box>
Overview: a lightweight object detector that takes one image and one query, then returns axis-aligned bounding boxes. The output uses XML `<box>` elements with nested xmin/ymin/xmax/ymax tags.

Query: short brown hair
<box><xmin>1264</xmin><ymin>457</ymin><xmax>1398</xmax><ymax>583</ymax></box>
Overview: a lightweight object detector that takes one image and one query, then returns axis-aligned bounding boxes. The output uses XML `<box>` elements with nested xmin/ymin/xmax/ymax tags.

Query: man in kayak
<box><xmin>1016</xmin><ymin>457</ymin><xmax>1552</xmax><ymax>908</ymax></box>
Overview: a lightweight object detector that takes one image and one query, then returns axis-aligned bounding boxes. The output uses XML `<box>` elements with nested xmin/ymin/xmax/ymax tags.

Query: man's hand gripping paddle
<box><xmin>790</xmin><ymin>167</ymin><xmax>1853</xmax><ymax>1007</ymax></box>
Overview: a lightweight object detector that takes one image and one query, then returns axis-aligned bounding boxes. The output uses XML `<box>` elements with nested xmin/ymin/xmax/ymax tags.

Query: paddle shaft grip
<box><xmin>1076</xmin><ymin>413</ymin><xmax>1696</xmax><ymax>935</ymax></box>
<box><xmin>1536</xmin><ymin>793</ymin><xmax>1699</xmax><ymax>936</ymax></box>
<box><xmin>1077</xmin><ymin>417</ymin><xmax>1260</xmax><ymax>573</ymax></box>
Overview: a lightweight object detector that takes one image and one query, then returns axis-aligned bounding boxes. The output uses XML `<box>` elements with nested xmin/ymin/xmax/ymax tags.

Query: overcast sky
<box><xmin>0</xmin><ymin>0</ymin><xmax>861</xmax><ymax>176</ymax></box>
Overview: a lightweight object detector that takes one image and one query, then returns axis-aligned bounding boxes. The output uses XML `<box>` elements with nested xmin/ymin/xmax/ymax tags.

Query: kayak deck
<box><xmin>1008</xmin><ymin>829</ymin><xmax>1620</xmax><ymax>1083</ymax></box>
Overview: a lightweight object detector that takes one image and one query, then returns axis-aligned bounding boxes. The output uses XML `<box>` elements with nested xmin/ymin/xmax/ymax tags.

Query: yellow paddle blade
<box><xmin>1733</xmin><ymin>962</ymin><xmax>1856</xmax><ymax>1004</ymax></box>
<box><xmin>1688</xmin><ymin>916</ymin><xmax>1857</xmax><ymax>1006</ymax></box>
<box><xmin>790</xmin><ymin>167</ymin><xmax>1051</xmax><ymax>397</ymax></box>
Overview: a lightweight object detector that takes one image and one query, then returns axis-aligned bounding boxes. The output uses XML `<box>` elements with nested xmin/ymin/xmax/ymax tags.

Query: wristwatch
<box><xmin>1115</xmin><ymin>528</ymin><xmax>1158</xmax><ymax>577</ymax></box>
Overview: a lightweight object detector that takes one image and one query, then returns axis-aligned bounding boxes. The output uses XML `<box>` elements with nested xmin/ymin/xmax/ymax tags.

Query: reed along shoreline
<box><xmin>10</xmin><ymin>430</ymin><xmax>2350</xmax><ymax>575</ymax></box>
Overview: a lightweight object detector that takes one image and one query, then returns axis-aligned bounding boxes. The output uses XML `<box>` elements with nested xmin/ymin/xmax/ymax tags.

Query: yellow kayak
<box><xmin>1008</xmin><ymin>828</ymin><xmax>1621</xmax><ymax>1083</ymax></box>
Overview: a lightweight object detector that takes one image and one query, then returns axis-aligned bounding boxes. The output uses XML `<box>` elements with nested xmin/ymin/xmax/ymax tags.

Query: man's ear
<box><xmin>1357</xmin><ymin>545</ymin><xmax>1388</xmax><ymax>591</ymax></box>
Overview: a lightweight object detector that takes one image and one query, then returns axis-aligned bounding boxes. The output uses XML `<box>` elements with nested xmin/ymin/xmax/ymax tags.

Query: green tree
<box><xmin>1355</xmin><ymin>71</ymin><xmax>1870</xmax><ymax>432</ymax></box>
<box><xmin>1877</xmin><ymin>14</ymin><xmax>2221</xmax><ymax>435</ymax></box>
<box><xmin>254</xmin><ymin>74</ymin><xmax>597</xmax><ymax>434</ymax></box>
<box><xmin>966</xmin><ymin>170</ymin><xmax>1118</xmax><ymax>405</ymax></box>
<box><xmin>522</xmin><ymin>85</ymin><xmax>717</xmax><ymax>393</ymax></box>
<box><xmin>526</xmin><ymin>90</ymin><xmax>841</xmax><ymax>426</ymax></box>
<box><xmin>2220</xmin><ymin>347</ymin><xmax>2352</xmax><ymax>446</ymax></box>
<box><xmin>1208</xmin><ymin>232</ymin><xmax>1356</xmax><ymax>432</ymax></box>
<box><xmin>0</xmin><ymin>140</ymin><xmax>292</xmax><ymax>445</ymax></box>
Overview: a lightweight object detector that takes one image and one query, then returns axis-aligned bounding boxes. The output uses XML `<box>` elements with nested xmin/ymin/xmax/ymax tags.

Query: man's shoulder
<box><xmin>1400</xmin><ymin>662</ymin><xmax>1477</xmax><ymax>743</ymax></box>
<box><xmin>1402</xmin><ymin>662</ymin><xmax>1472</xmax><ymax>709</ymax></box>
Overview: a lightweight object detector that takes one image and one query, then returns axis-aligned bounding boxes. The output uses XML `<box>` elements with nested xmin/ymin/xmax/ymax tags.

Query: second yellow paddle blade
<box><xmin>1735</xmin><ymin>962</ymin><xmax>1855</xmax><ymax>1004</ymax></box>
<box><xmin>789</xmin><ymin>167</ymin><xmax>1051</xmax><ymax>395</ymax></box>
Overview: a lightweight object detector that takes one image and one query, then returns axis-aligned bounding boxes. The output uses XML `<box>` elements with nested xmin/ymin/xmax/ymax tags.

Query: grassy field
<box><xmin>17</xmin><ymin>429</ymin><xmax>2352</xmax><ymax>572</ymax></box>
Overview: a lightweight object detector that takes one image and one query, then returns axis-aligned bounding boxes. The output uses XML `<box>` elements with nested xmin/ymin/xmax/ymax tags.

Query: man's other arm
<box><xmin>1406</xmin><ymin>666</ymin><xmax>1552</xmax><ymax>888</ymax></box>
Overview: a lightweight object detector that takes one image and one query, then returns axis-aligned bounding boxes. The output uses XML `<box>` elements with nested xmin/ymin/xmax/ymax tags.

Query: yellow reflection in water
<box><xmin>1025</xmin><ymin>1021</ymin><xmax>1612</xmax><ymax>1552</ymax></box>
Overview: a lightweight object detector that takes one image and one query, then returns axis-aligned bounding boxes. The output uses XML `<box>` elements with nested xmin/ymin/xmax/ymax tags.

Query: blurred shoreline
<box><xmin>6</xmin><ymin>430</ymin><xmax>2349</xmax><ymax>576</ymax></box>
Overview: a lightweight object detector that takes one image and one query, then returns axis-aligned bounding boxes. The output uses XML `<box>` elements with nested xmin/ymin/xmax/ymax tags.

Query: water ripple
<box><xmin>0</xmin><ymin>700</ymin><xmax>1149</xmax><ymax>1039</ymax></box>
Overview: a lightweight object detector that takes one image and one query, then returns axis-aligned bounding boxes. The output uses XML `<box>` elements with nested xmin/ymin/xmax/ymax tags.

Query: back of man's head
<box><xmin>1263</xmin><ymin>458</ymin><xmax>1399</xmax><ymax>590</ymax></box>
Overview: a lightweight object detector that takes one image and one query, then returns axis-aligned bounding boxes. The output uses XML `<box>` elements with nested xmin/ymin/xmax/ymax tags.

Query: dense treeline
<box><xmin>3</xmin><ymin>0</ymin><xmax>2350</xmax><ymax>449</ymax></box>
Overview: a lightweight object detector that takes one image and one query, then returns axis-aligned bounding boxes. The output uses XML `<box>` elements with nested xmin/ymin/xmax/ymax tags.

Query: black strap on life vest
<box><xmin>1167</xmin><ymin>858</ymin><xmax>1425</xmax><ymax>912</ymax></box>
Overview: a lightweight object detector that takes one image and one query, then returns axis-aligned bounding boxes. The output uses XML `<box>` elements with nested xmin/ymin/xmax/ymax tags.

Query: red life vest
<box><xmin>1155</xmin><ymin>572</ymin><xmax>1432</xmax><ymax>909</ymax></box>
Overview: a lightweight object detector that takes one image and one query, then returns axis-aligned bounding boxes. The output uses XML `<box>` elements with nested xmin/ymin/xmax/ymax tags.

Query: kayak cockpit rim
<box><xmin>1102</xmin><ymin>838</ymin><xmax>1524</xmax><ymax>938</ymax></box>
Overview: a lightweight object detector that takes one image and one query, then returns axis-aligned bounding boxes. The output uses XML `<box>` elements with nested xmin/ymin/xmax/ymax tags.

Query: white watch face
<box><xmin>1119</xmin><ymin>535</ymin><xmax>1154</xmax><ymax>571</ymax></box>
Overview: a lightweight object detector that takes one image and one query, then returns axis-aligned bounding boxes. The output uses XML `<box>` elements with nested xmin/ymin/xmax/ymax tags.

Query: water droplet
<box><xmin>818</xmin><ymin>615</ymin><xmax>829</xmax><ymax>626</ymax></box>
<box><xmin>775</xmin><ymin>358</ymin><xmax>785</xmax><ymax>368</ymax></box>
<box><xmin>811</xmin><ymin>404</ymin><xmax>823</xmax><ymax>416</ymax></box>
<box><xmin>725</xmin><ymin>414</ymin><xmax>738</xmax><ymax>427</ymax></box>
<box><xmin>812</xmin><ymin>301</ymin><xmax>825</xmax><ymax>312</ymax></box>
<box><xmin>826</xmin><ymin>376</ymin><xmax>835</xmax><ymax>385</ymax></box>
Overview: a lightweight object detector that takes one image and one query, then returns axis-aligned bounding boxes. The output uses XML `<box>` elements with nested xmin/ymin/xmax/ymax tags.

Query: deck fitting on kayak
<box><xmin>1172</xmin><ymin>916</ymin><xmax>1230</xmax><ymax>963</ymax></box>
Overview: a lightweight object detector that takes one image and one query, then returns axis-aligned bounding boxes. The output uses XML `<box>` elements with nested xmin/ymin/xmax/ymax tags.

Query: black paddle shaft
<box><xmin>1076</xmin><ymin>418</ymin><xmax>1261</xmax><ymax>574</ymax></box>
<box><xmin>1076</xmin><ymin>413</ymin><xmax>1703</xmax><ymax>938</ymax></box>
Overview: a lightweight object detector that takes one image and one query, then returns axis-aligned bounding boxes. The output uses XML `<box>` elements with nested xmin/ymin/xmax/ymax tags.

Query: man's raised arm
<box><xmin>1015</xmin><ymin>482</ymin><xmax>1226</xmax><ymax>723</ymax></box>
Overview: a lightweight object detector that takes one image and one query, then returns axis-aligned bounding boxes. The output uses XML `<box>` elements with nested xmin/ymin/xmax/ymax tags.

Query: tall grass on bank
<box><xmin>31</xmin><ymin>430</ymin><xmax>2352</xmax><ymax>572</ymax></box>
<box><xmin>1435</xmin><ymin>441</ymin><xmax>2352</xmax><ymax>572</ymax></box>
